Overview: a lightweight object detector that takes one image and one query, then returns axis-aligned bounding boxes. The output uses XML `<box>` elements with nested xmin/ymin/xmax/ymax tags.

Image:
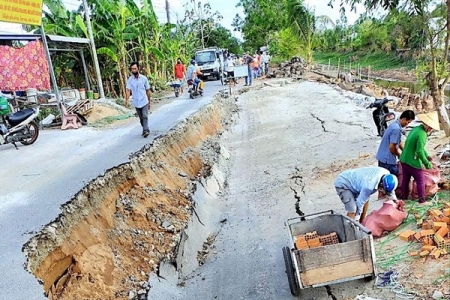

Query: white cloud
<box><xmin>304</xmin><ymin>0</ymin><xmax>365</xmax><ymax>24</ymax></box>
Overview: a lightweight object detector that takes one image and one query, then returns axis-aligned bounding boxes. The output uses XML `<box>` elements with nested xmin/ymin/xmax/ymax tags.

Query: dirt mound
<box><xmin>85</xmin><ymin>103</ymin><xmax>124</xmax><ymax>123</ymax></box>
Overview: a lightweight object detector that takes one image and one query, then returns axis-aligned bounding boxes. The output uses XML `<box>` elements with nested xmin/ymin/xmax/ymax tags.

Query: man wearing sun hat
<box><xmin>399</xmin><ymin>111</ymin><xmax>440</xmax><ymax>204</ymax></box>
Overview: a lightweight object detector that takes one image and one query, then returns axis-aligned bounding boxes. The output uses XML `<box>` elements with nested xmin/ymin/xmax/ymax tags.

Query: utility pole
<box><xmin>40</xmin><ymin>24</ymin><xmax>62</xmax><ymax>114</ymax></box>
<box><xmin>165</xmin><ymin>0</ymin><xmax>170</xmax><ymax>23</ymax></box>
<box><xmin>82</xmin><ymin>0</ymin><xmax>105</xmax><ymax>99</ymax></box>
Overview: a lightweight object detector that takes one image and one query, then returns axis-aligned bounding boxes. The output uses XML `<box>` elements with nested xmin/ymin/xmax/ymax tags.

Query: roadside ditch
<box><xmin>22</xmin><ymin>94</ymin><xmax>239</xmax><ymax>300</ymax></box>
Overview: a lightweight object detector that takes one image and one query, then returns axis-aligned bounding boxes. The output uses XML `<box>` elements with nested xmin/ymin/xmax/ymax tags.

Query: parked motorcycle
<box><xmin>187</xmin><ymin>79</ymin><xmax>203</xmax><ymax>99</ymax></box>
<box><xmin>0</xmin><ymin>96</ymin><xmax>40</xmax><ymax>149</ymax></box>
<box><xmin>366</xmin><ymin>97</ymin><xmax>396</xmax><ymax>137</ymax></box>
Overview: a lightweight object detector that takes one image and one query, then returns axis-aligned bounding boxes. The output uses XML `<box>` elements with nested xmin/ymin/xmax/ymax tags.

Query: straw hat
<box><xmin>417</xmin><ymin>111</ymin><xmax>440</xmax><ymax>131</ymax></box>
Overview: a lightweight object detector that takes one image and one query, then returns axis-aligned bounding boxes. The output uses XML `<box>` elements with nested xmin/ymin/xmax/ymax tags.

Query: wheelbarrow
<box><xmin>282</xmin><ymin>210</ymin><xmax>376</xmax><ymax>296</ymax></box>
<box><xmin>167</xmin><ymin>80</ymin><xmax>185</xmax><ymax>97</ymax></box>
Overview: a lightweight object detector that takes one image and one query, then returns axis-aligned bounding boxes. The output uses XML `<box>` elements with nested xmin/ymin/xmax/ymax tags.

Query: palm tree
<box><xmin>285</xmin><ymin>0</ymin><xmax>316</xmax><ymax>63</ymax></box>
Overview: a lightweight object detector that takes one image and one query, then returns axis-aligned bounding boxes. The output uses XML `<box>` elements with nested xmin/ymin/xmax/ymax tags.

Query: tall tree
<box><xmin>206</xmin><ymin>24</ymin><xmax>243</xmax><ymax>54</ymax></box>
<box><xmin>183</xmin><ymin>0</ymin><xmax>223</xmax><ymax>49</ymax></box>
<box><xmin>331</xmin><ymin>0</ymin><xmax>450</xmax><ymax>135</ymax></box>
<box><xmin>236</xmin><ymin>0</ymin><xmax>287</xmax><ymax>50</ymax></box>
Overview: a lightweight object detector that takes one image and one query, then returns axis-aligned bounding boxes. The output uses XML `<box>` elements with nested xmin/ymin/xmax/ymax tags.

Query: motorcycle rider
<box><xmin>187</xmin><ymin>60</ymin><xmax>203</xmax><ymax>91</ymax></box>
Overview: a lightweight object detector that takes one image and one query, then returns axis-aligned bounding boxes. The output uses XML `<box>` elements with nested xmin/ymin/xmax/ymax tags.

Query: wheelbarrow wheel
<box><xmin>282</xmin><ymin>246</ymin><xmax>300</xmax><ymax>296</ymax></box>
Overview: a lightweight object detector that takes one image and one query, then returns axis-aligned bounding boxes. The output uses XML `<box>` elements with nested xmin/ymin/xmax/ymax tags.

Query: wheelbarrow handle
<box><xmin>340</xmin><ymin>214</ymin><xmax>372</xmax><ymax>234</ymax></box>
<box><xmin>285</xmin><ymin>210</ymin><xmax>335</xmax><ymax>226</ymax></box>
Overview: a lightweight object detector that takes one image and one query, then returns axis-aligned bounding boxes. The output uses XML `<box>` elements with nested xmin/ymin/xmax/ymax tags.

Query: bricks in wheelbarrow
<box><xmin>319</xmin><ymin>232</ymin><xmax>339</xmax><ymax>246</ymax></box>
<box><xmin>307</xmin><ymin>237</ymin><xmax>323</xmax><ymax>248</ymax></box>
<box><xmin>295</xmin><ymin>236</ymin><xmax>309</xmax><ymax>250</ymax></box>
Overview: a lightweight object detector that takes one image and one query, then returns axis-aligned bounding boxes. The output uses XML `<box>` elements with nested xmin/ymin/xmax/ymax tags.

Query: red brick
<box><xmin>433</xmin><ymin>222</ymin><xmax>447</xmax><ymax>231</ymax></box>
<box><xmin>436</xmin><ymin>226</ymin><xmax>449</xmax><ymax>238</ymax></box>
<box><xmin>399</xmin><ymin>230</ymin><xmax>416</xmax><ymax>242</ymax></box>
<box><xmin>420</xmin><ymin>229</ymin><xmax>435</xmax><ymax>237</ymax></box>
<box><xmin>421</xmin><ymin>245</ymin><xmax>436</xmax><ymax>252</ymax></box>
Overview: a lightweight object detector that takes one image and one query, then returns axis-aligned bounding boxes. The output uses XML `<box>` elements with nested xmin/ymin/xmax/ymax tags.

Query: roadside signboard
<box><xmin>234</xmin><ymin>65</ymin><xmax>248</xmax><ymax>78</ymax></box>
<box><xmin>0</xmin><ymin>0</ymin><xmax>44</xmax><ymax>26</ymax></box>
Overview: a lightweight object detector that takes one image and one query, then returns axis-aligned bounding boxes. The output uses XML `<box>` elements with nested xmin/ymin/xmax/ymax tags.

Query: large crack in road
<box><xmin>22</xmin><ymin>96</ymin><xmax>238</xmax><ymax>300</ymax></box>
<box><xmin>20</xmin><ymin>80</ymin><xmax>390</xmax><ymax>300</ymax></box>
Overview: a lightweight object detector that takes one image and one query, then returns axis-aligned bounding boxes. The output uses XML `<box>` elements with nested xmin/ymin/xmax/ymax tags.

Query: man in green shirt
<box><xmin>399</xmin><ymin>112</ymin><xmax>440</xmax><ymax>203</ymax></box>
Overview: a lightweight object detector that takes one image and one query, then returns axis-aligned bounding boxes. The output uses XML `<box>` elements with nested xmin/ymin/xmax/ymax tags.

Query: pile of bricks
<box><xmin>294</xmin><ymin>231</ymin><xmax>339</xmax><ymax>250</ymax></box>
<box><xmin>398</xmin><ymin>206</ymin><xmax>450</xmax><ymax>259</ymax></box>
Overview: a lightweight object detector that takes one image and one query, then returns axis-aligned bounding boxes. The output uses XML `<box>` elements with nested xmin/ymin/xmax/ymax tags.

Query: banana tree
<box><xmin>93</xmin><ymin>0</ymin><xmax>139</xmax><ymax>97</ymax></box>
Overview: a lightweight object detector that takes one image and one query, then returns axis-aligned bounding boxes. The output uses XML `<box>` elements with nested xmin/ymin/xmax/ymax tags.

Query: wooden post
<box><xmin>349</xmin><ymin>61</ymin><xmax>352</xmax><ymax>73</ymax></box>
<box><xmin>337</xmin><ymin>57</ymin><xmax>341</xmax><ymax>79</ymax></box>
<box><xmin>368</xmin><ymin>65</ymin><xmax>371</xmax><ymax>81</ymax></box>
<box><xmin>328</xmin><ymin>58</ymin><xmax>331</xmax><ymax>71</ymax></box>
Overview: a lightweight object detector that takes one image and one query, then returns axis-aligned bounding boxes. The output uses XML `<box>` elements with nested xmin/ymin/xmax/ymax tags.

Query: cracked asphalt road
<box><xmin>176</xmin><ymin>81</ymin><xmax>396</xmax><ymax>299</ymax></box>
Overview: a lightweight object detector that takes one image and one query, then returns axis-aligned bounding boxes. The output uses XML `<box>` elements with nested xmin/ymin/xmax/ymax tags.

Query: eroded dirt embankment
<box><xmin>22</xmin><ymin>96</ymin><xmax>238</xmax><ymax>300</ymax></box>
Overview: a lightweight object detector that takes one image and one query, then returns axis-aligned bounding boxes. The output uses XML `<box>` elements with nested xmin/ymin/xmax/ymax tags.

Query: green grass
<box><xmin>312</xmin><ymin>51</ymin><xmax>416</xmax><ymax>71</ymax></box>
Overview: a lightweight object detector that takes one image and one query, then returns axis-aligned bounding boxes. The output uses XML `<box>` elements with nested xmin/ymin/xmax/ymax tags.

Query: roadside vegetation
<box><xmin>312</xmin><ymin>51</ymin><xmax>415</xmax><ymax>71</ymax></box>
<box><xmin>28</xmin><ymin>0</ymin><xmax>242</xmax><ymax>98</ymax></box>
<box><xmin>20</xmin><ymin>0</ymin><xmax>449</xmax><ymax>134</ymax></box>
<box><xmin>236</xmin><ymin>0</ymin><xmax>449</xmax><ymax>135</ymax></box>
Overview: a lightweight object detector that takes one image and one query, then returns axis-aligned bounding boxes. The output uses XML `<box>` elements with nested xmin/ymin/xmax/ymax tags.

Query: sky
<box><xmin>153</xmin><ymin>0</ymin><xmax>365</xmax><ymax>38</ymax></box>
<box><xmin>0</xmin><ymin>0</ymin><xmax>365</xmax><ymax>36</ymax></box>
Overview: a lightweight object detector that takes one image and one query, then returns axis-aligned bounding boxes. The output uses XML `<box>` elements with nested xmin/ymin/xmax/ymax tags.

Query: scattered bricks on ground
<box><xmin>402</xmin><ymin>207</ymin><xmax>450</xmax><ymax>259</ymax></box>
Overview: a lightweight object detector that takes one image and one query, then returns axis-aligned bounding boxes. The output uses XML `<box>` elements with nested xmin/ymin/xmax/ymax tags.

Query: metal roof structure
<box><xmin>0</xmin><ymin>32</ymin><xmax>90</xmax><ymax>44</ymax></box>
<box><xmin>0</xmin><ymin>31</ymin><xmax>96</xmax><ymax>107</ymax></box>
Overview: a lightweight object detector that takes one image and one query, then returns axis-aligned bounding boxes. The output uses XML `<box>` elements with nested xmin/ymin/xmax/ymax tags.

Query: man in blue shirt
<box><xmin>186</xmin><ymin>60</ymin><xmax>203</xmax><ymax>90</ymax></box>
<box><xmin>334</xmin><ymin>167</ymin><xmax>397</xmax><ymax>221</ymax></box>
<box><xmin>125</xmin><ymin>62</ymin><xmax>151</xmax><ymax>138</ymax></box>
<box><xmin>376</xmin><ymin>110</ymin><xmax>415</xmax><ymax>175</ymax></box>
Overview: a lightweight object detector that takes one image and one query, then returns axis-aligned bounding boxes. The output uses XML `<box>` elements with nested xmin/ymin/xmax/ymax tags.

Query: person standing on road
<box><xmin>125</xmin><ymin>62</ymin><xmax>151</xmax><ymax>138</ymax></box>
<box><xmin>399</xmin><ymin>111</ymin><xmax>440</xmax><ymax>204</ymax></box>
<box><xmin>244</xmin><ymin>53</ymin><xmax>253</xmax><ymax>86</ymax></box>
<box><xmin>260</xmin><ymin>51</ymin><xmax>270</xmax><ymax>78</ymax></box>
<box><xmin>174</xmin><ymin>57</ymin><xmax>186</xmax><ymax>93</ymax></box>
<box><xmin>376</xmin><ymin>110</ymin><xmax>415</xmax><ymax>175</ymax></box>
<box><xmin>224</xmin><ymin>54</ymin><xmax>236</xmax><ymax>84</ymax></box>
<box><xmin>334</xmin><ymin>167</ymin><xmax>397</xmax><ymax>222</ymax></box>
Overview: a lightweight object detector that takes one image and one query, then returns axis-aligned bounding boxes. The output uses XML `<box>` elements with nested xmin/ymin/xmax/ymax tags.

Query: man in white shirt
<box><xmin>261</xmin><ymin>51</ymin><xmax>270</xmax><ymax>77</ymax></box>
<box><xmin>224</xmin><ymin>54</ymin><xmax>236</xmax><ymax>84</ymax></box>
<box><xmin>125</xmin><ymin>62</ymin><xmax>151</xmax><ymax>138</ymax></box>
